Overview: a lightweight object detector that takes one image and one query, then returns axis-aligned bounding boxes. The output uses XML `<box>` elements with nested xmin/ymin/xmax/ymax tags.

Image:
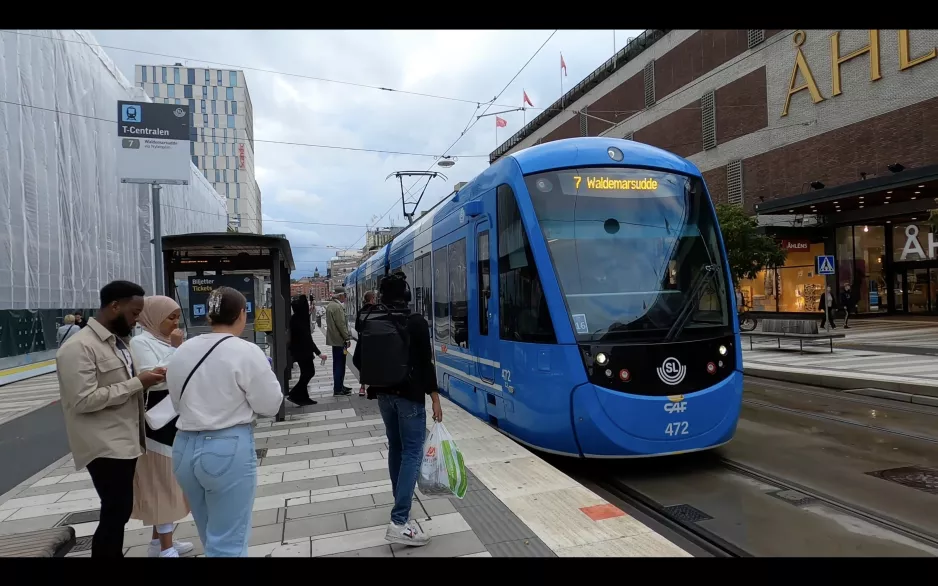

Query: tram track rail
<box><xmin>741</xmin><ymin>397</ymin><xmax>938</xmax><ymax>445</ymax></box>
<box><xmin>717</xmin><ymin>458</ymin><xmax>938</xmax><ymax>552</ymax></box>
<box><xmin>745</xmin><ymin>376</ymin><xmax>938</xmax><ymax>418</ymax></box>
<box><xmin>582</xmin><ymin>475</ymin><xmax>750</xmax><ymax>557</ymax></box>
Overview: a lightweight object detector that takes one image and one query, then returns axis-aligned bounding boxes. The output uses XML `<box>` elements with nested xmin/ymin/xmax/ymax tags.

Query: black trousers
<box><xmin>290</xmin><ymin>357</ymin><xmax>316</xmax><ymax>398</ymax></box>
<box><xmin>86</xmin><ymin>457</ymin><xmax>138</xmax><ymax>558</ymax></box>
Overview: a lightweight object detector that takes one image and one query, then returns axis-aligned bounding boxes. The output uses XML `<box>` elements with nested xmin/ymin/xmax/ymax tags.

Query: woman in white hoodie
<box><xmin>129</xmin><ymin>295</ymin><xmax>194</xmax><ymax>558</ymax></box>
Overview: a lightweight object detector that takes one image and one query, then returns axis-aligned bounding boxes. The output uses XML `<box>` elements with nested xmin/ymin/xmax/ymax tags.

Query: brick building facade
<box><xmin>493</xmin><ymin>30</ymin><xmax>938</xmax><ymax>316</ymax></box>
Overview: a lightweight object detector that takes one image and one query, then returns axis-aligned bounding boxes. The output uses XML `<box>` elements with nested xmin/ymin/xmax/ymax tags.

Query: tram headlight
<box><xmin>718</xmin><ymin>345</ymin><xmax>727</xmax><ymax>356</ymax></box>
<box><xmin>595</xmin><ymin>352</ymin><xmax>608</xmax><ymax>366</ymax></box>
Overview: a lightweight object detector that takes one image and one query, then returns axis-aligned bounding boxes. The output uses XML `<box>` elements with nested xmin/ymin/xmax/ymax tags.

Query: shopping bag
<box><xmin>417</xmin><ymin>422</ymin><xmax>468</xmax><ymax>499</ymax></box>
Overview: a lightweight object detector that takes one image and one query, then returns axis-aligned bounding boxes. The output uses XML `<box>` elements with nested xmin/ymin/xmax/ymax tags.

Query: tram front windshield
<box><xmin>525</xmin><ymin>167</ymin><xmax>730</xmax><ymax>344</ymax></box>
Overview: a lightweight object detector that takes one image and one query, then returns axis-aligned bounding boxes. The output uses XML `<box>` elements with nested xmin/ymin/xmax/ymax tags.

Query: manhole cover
<box><xmin>256</xmin><ymin>448</ymin><xmax>268</xmax><ymax>459</ymax></box>
<box><xmin>768</xmin><ymin>489</ymin><xmax>819</xmax><ymax>507</ymax></box>
<box><xmin>70</xmin><ymin>536</ymin><xmax>93</xmax><ymax>553</ymax></box>
<box><xmin>867</xmin><ymin>466</ymin><xmax>938</xmax><ymax>494</ymax></box>
<box><xmin>662</xmin><ymin>504</ymin><xmax>713</xmax><ymax>523</ymax></box>
<box><xmin>57</xmin><ymin>510</ymin><xmax>100</xmax><ymax>526</ymax></box>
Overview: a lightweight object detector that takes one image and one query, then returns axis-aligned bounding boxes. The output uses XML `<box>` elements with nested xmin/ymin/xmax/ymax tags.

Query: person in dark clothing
<box><xmin>839</xmin><ymin>283</ymin><xmax>856</xmax><ymax>329</ymax></box>
<box><xmin>353</xmin><ymin>272</ymin><xmax>442</xmax><ymax>547</ymax></box>
<box><xmin>74</xmin><ymin>310</ymin><xmax>87</xmax><ymax>329</ymax></box>
<box><xmin>818</xmin><ymin>285</ymin><xmax>837</xmax><ymax>329</ymax></box>
<box><xmin>287</xmin><ymin>295</ymin><xmax>325</xmax><ymax>406</ymax></box>
<box><xmin>355</xmin><ymin>291</ymin><xmax>376</xmax><ymax>397</ymax></box>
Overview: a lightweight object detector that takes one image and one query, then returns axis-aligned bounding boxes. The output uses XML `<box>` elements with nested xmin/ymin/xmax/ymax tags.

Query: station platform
<box><xmin>0</xmin><ymin>327</ymin><xmax>690</xmax><ymax>558</ymax></box>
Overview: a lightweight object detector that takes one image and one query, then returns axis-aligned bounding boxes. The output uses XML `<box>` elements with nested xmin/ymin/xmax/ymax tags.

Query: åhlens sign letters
<box><xmin>117</xmin><ymin>101</ymin><xmax>190</xmax><ymax>185</ymax></box>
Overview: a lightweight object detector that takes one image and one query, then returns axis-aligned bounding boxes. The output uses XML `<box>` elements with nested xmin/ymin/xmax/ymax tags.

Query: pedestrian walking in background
<box><xmin>355</xmin><ymin>290</ymin><xmax>376</xmax><ymax>397</ymax></box>
<box><xmin>167</xmin><ymin>287</ymin><xmax>283</xmax><ymax>557</ymax></box>
<box><xmin>74</xmin><ymin>310</ymin><xmax>87</xmax><ymax>329</ymax></box>
<box><xmin>129</xmin><ymin>295</ymin><xmax>194</xmax><ymax>558</ymax></box>
<box><xmin>325</xmin><ymin>286</ymin><xmax>352</xmax><ymax>396</ymax></box>
<box><xmin>840</xmin><ymin>283</ymin><xmax>857</xmax><ymax>329</ymax></box>
<box><xmin>353</xmin><ymin>272</ymin><xmax>442</xmax><ymax>547</ymax></box>
<box><xmin>819</xmin><ymin>285</ymin><xmax>838</xmax><ymax>329</ymax></box>
<box><xmin>287</xmin><ymin>294</ymin><xmax>325</xmax><ymax>406</ymax></box>
<box><xmin>56</xmin><ymin>280</ymin><xmax>166</xmax><ymax>558</ymax></box>
<box><xmin>56</xmin><ymin>314</ymin><xmax>80</xmax><ymax>347</ymax></box>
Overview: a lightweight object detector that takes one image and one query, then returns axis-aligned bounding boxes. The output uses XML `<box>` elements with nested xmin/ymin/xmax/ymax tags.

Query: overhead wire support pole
<box><xmin>477</xmin><ymin>107</ymin><xmax>525</xmax><ymax>119</ymax></box>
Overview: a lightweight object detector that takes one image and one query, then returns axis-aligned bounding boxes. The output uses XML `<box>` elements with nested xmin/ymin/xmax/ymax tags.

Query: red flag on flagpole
<box><xmin>523</xmin><ymin>90</ymin><xmax>534</xmax><ymax>107</ymax></box>
<box><xmin>495</xmin><ymin>116</ymin><xmax>507</xmax><ymax>128</ymax></box>
<box><xmin>561</xmin><ymin>53</ymin><xmax>568</xmax><ymax>76</ymax></box>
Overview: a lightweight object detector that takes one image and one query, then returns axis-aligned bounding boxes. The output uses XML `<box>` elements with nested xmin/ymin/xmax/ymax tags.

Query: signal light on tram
<box><xmin>718</xmin><ymin>345</ymin><xmax>727</xmax><ymax>356</ymax></box>
<box><xmin>706</xmin><ymin>362</ymin><xmax>717</xmax><ymax>374</ymax></box>
<box><xmin>619</xmin><ymin>369</ymin><xmax>631</xmax><ymax>382</ymax></box>
<box><xmin>595</xmin><ymin>352</ymin><xmax>608</xmax><ymax>366</ymax></box>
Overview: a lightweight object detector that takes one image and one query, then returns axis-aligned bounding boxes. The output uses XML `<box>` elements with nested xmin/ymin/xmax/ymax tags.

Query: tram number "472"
<box><xmin>665</xmin><ymin>422</ymin><xmax>689</xmax><ymax>436</ymax></box>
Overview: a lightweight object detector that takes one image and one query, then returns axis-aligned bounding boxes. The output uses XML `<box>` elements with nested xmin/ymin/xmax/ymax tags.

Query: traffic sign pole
<box><xmin>152</xmin><ymin>183</ymin><xmax>164</xmax><ymax>296</ymax></box>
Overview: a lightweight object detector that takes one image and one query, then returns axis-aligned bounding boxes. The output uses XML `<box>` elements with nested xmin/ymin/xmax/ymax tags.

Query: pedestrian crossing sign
<box><xmin>816</xmin><ymin>255</ymin><xmax>835</xmax><ymax>275</ymax></box>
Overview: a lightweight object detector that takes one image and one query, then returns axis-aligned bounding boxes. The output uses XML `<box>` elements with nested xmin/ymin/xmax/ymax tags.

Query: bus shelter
<box><xmin>161</xmin><ymin>233</ymin><xmax>295</xmax><ymax>422</ymax></box>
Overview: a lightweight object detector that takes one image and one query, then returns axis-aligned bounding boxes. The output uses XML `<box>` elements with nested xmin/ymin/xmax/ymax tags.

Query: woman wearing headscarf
<box><xmin>129</xmin><ymin>296</ymin><xmax>194</xmax><ymax>558</ymax></box>
<box><xmin>287</xmin><ymin>295</ymin><xmax>325</xmax><ymax>406</ymax></box>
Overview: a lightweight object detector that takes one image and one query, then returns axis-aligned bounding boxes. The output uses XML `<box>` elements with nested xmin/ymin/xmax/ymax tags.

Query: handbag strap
<box><xmin>179</xmin><ymin>335</ymin><xmax>235</xmax><ymax>401</ymax></box>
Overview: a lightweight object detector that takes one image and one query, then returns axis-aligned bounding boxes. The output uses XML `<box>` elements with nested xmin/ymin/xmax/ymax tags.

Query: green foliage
<box><xmin>715</xmin><ymin>204</ymin><xmax>787</xmax><ymax>285</ymax></box>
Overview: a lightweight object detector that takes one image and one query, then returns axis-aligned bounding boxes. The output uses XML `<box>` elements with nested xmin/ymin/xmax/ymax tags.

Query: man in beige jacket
<box><xmin>57</xmin><ymin>280</ymin><xmax>166</xmax><ymax>558</ymax></box>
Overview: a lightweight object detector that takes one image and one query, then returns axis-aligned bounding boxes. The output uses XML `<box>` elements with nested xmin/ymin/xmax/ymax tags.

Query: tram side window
<box><xmin>449</xmin><ymin>239</ymin><xmax>469</xmax><ymax>349</ymax></box>
<box><xmin>433</xmin><ymin>247</ymin><xmax>452</xmax><ymax>344</ymax></box>
<box><xmin>403</xmin><ymin>261</ymin><xmax>416</xmax><ymax>312</ymax></box>
<box><xmin>478</xmin><ymin>231</ymin><xmax>490</xmax><ymax>335</ymax></box>
<box><xmin>496</xmin><ymin>184</ymin><xmax>557</xmax><ymax>344</ymax></box>
<box><xmin>420</xmin><ymin>254</ymin><xmax>432</xmax><ymax>323</ymax></box>
<box><xmin>413</xmin><ymin>257</ymin><xmax>423</xmax><ymax>315</ymax></box>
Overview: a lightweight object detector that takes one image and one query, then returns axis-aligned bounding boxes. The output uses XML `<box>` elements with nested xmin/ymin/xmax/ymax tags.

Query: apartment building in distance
<box><xmin>134</xmin><ymin>63</ymin><xmax>261</xmax><ymax>233</ymax></box>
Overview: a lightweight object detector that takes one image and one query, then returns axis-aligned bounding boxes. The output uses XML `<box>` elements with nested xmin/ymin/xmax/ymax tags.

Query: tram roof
<box><xmin>509</xmin><ymin>137</ymin><xmax>700</xmax><ymax>177</ymax></box>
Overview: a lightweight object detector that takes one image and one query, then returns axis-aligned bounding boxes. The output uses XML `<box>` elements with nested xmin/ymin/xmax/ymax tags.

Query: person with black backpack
<box><xmin>355</xmin><ymin>290</ymin><xmax>375</xmax><ymax>397</ymax></box>
<box><xmin>353</xmin><ymin>271</ymin><xmax>442</xmax><ymax>547</ymax></box>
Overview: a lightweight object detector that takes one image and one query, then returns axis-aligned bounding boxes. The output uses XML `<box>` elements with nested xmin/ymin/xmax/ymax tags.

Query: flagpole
<box><xmin>560</xmin><ymin>52</ymin><xmax>563</xmax><ymax>109</ymax></box>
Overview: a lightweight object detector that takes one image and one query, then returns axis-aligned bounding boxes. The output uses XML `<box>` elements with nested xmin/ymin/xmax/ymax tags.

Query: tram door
<box><xmin>471</xmin><ymin>212</ymin><xmax>498</xmax><ymax>384</ymax></box>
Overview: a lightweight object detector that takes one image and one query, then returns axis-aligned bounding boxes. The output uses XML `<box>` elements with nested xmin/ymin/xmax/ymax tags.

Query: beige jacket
<box><xmin>56</xmin><ymin>317</ymin><xmax>146</xmax><ymax>471</ymax></box>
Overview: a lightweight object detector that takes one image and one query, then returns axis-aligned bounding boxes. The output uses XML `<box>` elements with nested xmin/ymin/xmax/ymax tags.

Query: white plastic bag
<box><xmin>418</xmin><ymin>422</ymin><xmax>468</xmax><ymax>499</ymax></box>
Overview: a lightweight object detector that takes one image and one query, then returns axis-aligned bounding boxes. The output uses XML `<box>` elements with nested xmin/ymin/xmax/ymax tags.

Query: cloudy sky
<box><xmin>89</xmin><ymin>29</ymin><xmax>644</xmax><ymax>277</ymax></box>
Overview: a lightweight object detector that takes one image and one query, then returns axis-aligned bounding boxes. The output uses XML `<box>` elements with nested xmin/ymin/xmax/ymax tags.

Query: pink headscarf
<box><xmin>139</xmin><ymin>295</ymin><xmax>181</xmax><ymax>344</ymax></box>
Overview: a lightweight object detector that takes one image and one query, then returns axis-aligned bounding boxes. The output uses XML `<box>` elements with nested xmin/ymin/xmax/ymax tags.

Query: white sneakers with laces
<box><xmin>385</xmin><ymin>520</ymin><xmax>430</xmax><ymax>546</ymax></box>
<box><xmin>148</xmin><ymin>539</ymin><xmax>195</xmax><ymax>558</ymax></box>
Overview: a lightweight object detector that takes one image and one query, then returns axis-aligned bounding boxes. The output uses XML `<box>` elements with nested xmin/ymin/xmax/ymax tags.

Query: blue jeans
<box><xmin>377</xmin><ymin>394</ymin><xmax>426</xmax><ymax>526</ymax></box>
<box><xmin>332</xmin><ymin>346</ymin><xmax>346</xmax><ymax>391</ymax></box>
<box><xmin>172</xmin><ymin>424</ymin><xmax>257</xmax><ymax>557</ymax></box>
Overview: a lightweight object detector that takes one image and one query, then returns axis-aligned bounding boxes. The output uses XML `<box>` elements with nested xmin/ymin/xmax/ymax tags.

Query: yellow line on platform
<box><xmin>0</xmin><ymin>360</ymin><xmax>56</xmax><ymax>377</ymax></box>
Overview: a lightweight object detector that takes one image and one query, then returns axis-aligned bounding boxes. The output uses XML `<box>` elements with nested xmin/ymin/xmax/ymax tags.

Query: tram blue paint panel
<box><xmin>445</xmin><ymin>373</ymin><xmax>480</xmax><ymax>416</ymax></box>
<box><xmin>511</xmin><ymin>137</ymin><xmax>699</xmax><ymax>177</ymax></box>
<box><xmin>570</xmin><ymin>372</ymin><xmax>743</xmax><ymax>457</ymax></box>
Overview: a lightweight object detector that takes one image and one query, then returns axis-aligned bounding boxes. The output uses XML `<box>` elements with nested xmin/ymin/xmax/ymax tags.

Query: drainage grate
<box><xmin>57</xmin><ymin>510</ymin><xmax>100</xmax><ymax>526</ymax></box>
<box><xmin>867</xmin><ymin>466</ymin><xmax>938</xmax><ymax>494</ymax></box>
<box><xmin>768</xmin><ymin>489</ymin><xmax>819</xmax><ymax>507</ymax></box>
<box><xmin>256</xmin><ymin>448</ymin><xmax>268</xmax><ymax>459</ymax></box>
<box><xmin>70</xmin><ymin>536</ymin><xmax>94</xmax><ymax>553</ymax></box>
<box><xmin>662</xmin><ymin>504</ymin><xmax>713</xmax><ymax>523</ymax></box>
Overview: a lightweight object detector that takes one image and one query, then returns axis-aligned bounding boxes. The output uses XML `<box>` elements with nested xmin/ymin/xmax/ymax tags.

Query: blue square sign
<box><xmin>121</xmin><ymin>104</ymin><xmax>142</xmax><ymax>124</ymax></box>
<box><xmin>816</xmin><ymin>255</ymin><xmax>835</xmax><ymax>275</ymax></box>
<box><xmin>192</xmin><ymin>304</ymin><xmax>206</xmax><ymax>317</ymax></box>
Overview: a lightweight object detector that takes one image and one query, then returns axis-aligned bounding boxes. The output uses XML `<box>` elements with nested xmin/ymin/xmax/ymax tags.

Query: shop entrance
<box><xmin>894</xmin><ymin>262</ymin><xmax>938</xmax><ymax>314</ymax></box>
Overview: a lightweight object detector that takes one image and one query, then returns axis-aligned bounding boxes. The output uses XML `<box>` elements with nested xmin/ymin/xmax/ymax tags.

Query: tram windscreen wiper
<box><xmin>663</xmin><ymin>264</ymin><xmax>718</xmax><ymax>343</ymax></box>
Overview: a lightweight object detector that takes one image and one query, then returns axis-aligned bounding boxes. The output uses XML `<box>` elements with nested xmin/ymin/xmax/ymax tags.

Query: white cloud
<box><xmin>88</xmin><ymin>28</ymin><xmax>644</xmax><ymax>276</ymax></box>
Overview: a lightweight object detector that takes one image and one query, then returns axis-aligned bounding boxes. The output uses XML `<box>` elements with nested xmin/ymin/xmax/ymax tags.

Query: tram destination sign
<box><xmin>117</xmin><ymin>101</ymin><xmax>190</xmax><ymax>185</ymax></box>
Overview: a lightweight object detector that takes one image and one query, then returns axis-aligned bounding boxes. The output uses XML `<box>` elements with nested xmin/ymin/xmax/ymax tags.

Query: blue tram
<box><xmin>344</xmin><ymin>137</ymin><xmax>743</xmax><ymax>458</ymax></box>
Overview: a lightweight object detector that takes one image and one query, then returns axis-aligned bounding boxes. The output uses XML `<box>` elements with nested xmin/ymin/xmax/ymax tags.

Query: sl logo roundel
<box><xmin>657</xmin><ymin>357</ymin><xmax>686</xmax><ymax>386</ymax></box>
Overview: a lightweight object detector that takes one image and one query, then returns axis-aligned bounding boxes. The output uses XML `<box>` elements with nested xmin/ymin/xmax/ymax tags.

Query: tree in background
<box><xmin>715</xmin><ymin>204</ymin><xmax>787</xmax><ymax>285</ymax></box>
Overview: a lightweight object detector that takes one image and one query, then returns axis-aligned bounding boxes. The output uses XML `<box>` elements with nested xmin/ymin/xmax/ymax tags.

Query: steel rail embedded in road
<box><xmin>745</xmin><ymin>376</ymin><xmax>938</xmax><ymax>418</ymax></box>
<box><xmin>587</xmin><ymin>476</ymin><xmax>750</xmax><ymax>558</ymax></box>
<box><xmin>718</xmin><ymin>458</ymin><xmax>938</xmax><ymax>552</ymax></box>
<box><xmin>741</xmin><ymin>397</ymin><xmax>938</xmax><ymax>445</ymax></box>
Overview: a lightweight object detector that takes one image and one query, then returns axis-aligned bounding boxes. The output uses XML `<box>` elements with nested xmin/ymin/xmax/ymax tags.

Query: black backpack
<box><xmin>356</xmin><ymin>304</ymin><xmax>412</xmax><ymax>387</ymax></box>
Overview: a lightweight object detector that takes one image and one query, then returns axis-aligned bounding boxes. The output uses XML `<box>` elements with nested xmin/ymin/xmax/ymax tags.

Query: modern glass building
<box><xmin>134</xmin><ymin>64</ymin><xmax>261</xmax><ymax>233</ymax></box>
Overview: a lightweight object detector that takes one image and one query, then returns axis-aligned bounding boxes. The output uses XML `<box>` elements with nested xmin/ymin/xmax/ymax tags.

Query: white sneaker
<box><xmin>384</xmin><ymin>520</ymin><xmax>430</xmax><ymax>547</ymax></box>
<box><xmin>148</xmin><ymin>540</ymin><xmax>193</xmax><ymax>557</ymax></box>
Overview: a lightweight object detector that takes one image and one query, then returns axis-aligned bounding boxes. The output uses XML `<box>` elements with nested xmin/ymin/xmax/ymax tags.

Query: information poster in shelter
<box><xmin>188</xmin><ymin>275</ymin><xmax>256</xmax><ymax>326</ymax></box>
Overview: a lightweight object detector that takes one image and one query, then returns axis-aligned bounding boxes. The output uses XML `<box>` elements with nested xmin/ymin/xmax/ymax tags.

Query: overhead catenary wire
<box><xmin>0</xmin><ymin>98</ymin><xmax>491</xmax><ymax>159</ymax></box>
<box><xmin>1</xmin><ymin>29</ymin><xmax>543</xmax><ymax>113</ymax></box>
<box><xmin>346</xmin><ymin>29</ymin><xmax>559</xmax><ymax>250</ymax></box>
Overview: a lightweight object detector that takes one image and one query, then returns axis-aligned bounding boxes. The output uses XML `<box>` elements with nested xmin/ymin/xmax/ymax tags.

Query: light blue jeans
<box><xmin>172</xmin><ymin>424</ymin><xmax>257</xmax><ymax>557</ymax></box>
<box><xmin>377</xmin><ymin>394</ymin><xmax>427</xmax><ymax>526</ymax></box>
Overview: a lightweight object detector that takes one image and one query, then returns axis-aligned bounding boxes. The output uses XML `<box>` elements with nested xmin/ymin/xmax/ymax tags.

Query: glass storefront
<box><xmin>837</xmin><ymin>224</ymin><xmax>888</xmax><ymax>314</ymax></box>
<box><xmin>737</xmin><ymin>240</ymin><xmax>827</xmax><ymax>313</ymax></box>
